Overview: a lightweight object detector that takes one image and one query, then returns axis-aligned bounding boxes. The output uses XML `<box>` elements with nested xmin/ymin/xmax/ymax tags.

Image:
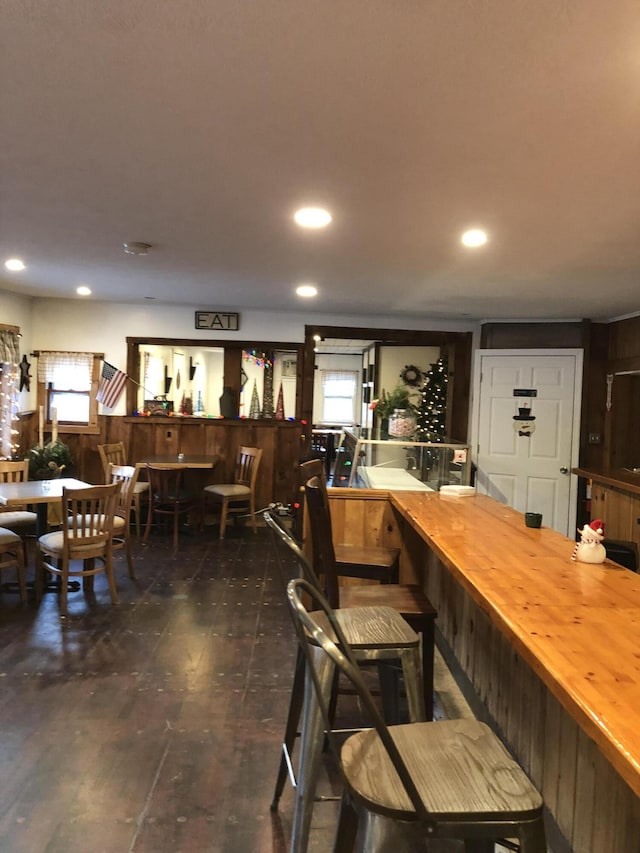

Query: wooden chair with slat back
<box><xmin>0</xmin><ymin>459</ymin><xmax>38</xmax><ymax>565</ymax></box>
<box><xmin>35</xmin><ymin>482</ymin><xmax>120</xmax><ymax>618</ymax></box>
<box><xmin>144</xmin><ymin>464</ymin><xmax>198</xmax><ymax>551</ymax></box>
<box><xmin>98</xmin><ymin>442</ymin><xmax>148</xmax><ymax>536</ymax></box>
<box><xmin>287</xmin><ymin>577</ymin><xmax>547</xmax><ymax>853</ymax></box>
<box><xmin>203</xmin><ymin>446</ymin><xmax>262</xmax><ymax>539</ymax></box>
<box><xmin>299</xmin><ymin>458</ymin><xmax>400</xmax><ymax>583</ymax></box>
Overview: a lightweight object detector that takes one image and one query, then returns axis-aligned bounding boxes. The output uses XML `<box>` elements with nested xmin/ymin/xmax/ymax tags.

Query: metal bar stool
<box><xmin>265</xmin><ymin>511</ymin><xmax>426</xmax><ymax>853</ymax></box>
<box><xmin>288</xmin><ymin>577</ymin><xmax>547</xmax><ymax>853</ymax></box>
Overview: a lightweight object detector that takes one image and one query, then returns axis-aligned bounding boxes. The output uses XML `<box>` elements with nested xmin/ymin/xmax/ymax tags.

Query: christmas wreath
<box><xmin>400</xmin><ymin>364</ymin><xmax>423</xmax><ymax>388</ymax></box>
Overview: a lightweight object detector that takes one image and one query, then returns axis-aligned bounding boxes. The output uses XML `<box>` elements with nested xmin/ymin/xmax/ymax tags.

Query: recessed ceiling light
<box><xmin>461</xmin><ymin>228</ymin><xmax>488</xmax><ymax>248</ymax></box>
<box><xmin>294</xmin><ymin>207</ymin><xmax>332</xmax><ymax>229</ymax></box>
<box><xmin>5</xmin><ymin>258</ymin><xmax>25</xmax><ymax>271</ymax></box>
<box><xmin>123</xmin><ymin>241</ymin><xmax>152</xmax><ymax>255</ymax></box>
<box><xmin>76</xmin><ymin>285</ymin><xmax>91</xmax><ymax>296</ymax></box>
<box><xmin>296</xmin><ymin>283</ymin><xmax>318</xmax><ymax>298</ymax></box>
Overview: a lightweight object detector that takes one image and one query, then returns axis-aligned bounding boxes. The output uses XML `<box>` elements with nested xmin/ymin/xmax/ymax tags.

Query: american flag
<box><xmin>96</xmin><ymin>361</ymin><xmax>128</xmax><ymax>408</ymax></box>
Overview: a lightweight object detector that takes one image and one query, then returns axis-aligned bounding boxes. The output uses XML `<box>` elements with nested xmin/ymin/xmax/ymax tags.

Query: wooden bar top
<box><xmin>390</xmin><ymin>491</ymin><xmax>640</xmax><ymax>797</ymax></box>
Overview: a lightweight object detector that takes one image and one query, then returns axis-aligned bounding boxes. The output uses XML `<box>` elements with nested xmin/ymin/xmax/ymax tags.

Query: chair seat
<box><xmin>0</xmin><ymin>510</ymin><xmax>38</xmax><ymax>528</ymax></box>
<box><xmin>68</xmin><ymin>514</ymin><xmax>126</xmax><ymax>532</ymax></box>
<box><xmin>315</xmin><ymin>605</ymin><xmax>420</xmax><ymax>649</ymax></box>
<box><xmin>340</xmin><ymin>583</ymin><xmax>436</xmax><ymax>618</ymax></box>
<box><xmin>38</xmin><ymin>530</ymin><xmax>109</xmax><ymax>555</ymax></box>
<box><xmin>204</xmin><ymin>484</ymin><xmax>251</xmax><ymax>498</ymax></box>
<box><xmin>133</xmin><ymin>481</ymin><xmax>149</xmax><ymax>495</ymax></box>
<box><xmin>0</xmin><ymin>527</ymin><xmax>22</xmax><ymax>545</ymax></box>
<box><xmin>335</xmin><ymin>543</ymin><xmax>399</xmax><ymax>570</ymax></box>
<box><xmin>342</xmin><ymin>718</ymin><xmax>543</xmax><ymax>819</ymax></box>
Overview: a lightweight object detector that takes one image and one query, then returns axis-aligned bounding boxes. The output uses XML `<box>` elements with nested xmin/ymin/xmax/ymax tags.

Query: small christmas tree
<box><xmin>416</xmin><ymin>357</ymin><xmax>448</xmax><ymax>468</ymax></box>
<box><xmin>249</xmin><ymin>380</ymin><xmax>261</xmax><ymax>419</ymax></box>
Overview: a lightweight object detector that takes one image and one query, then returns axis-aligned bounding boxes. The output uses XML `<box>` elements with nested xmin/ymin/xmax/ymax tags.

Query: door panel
<box><xmin>475</xmin><ymin>353</ymin><xmax>581</xmax><ymax>535</ymax></box>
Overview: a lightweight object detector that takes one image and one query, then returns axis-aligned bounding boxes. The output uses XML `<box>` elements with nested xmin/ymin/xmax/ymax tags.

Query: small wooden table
<box><xmin>0</xmin><ymin>477</ymin><xmax>91</xmax><ymax>537</ymax></box>
<box><xmin>136</xmin><ymin>455</ymin><xmax>221</xmax><ymax>469</ymax></box>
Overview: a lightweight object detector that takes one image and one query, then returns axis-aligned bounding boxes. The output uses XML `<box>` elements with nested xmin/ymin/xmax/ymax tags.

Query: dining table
<box><xmin>0</xmin><ymin>477</ymin><xmax>91</xmax><ymax>537</ymax></box>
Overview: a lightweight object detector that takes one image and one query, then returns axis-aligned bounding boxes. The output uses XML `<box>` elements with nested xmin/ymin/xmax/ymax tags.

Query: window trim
<box><xmin>36</xmin><ymin>352</ymin><xmax>102</xmax><ymax>435</ymax></box>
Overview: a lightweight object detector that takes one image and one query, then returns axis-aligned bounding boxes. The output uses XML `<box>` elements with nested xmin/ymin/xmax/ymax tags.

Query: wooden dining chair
<box><xmin>202</xmin><ymin>446</ymin><xmax>263</xmax><ymax>539</ymax></box>
<box><xmin>304</xmin><ymin>476</ymin><xmax>437</xmax><ymax>721</ymax></box>
<box><xmin>0</xmin><ymin>460</ymin><xmax>38</xmax><ymax>557</ymax></box>
<box><xmin>144</xmin><ymin>464</ymin><xmax>198</xmax><ymax>550</ymax></box>
<box><xmin>0</xmin><ymin>526</ymin><xmax>27</xmax><ymax>604</ymax></box>
<box><xmin>287</xmin><ymin>576</ymin><xmax>547</xmax><ymax>853</ymax></box>
<box><xmin>264</xmin><ymin>510</ymin><xmax>425</xmax><ymax>853</ymax></box>
<box><xmin>98</xmin><ymin>442</ymin><xmax>148</xmax><ymax>536</ymax></box>
<box><xmin>109</xmin><ymin>464</ymin><xmax>140</xmax><ymax>578</ymax></box>
<box><xmin>35</xmin><ymin>482</ymin><xmax>120</xmax><ymax>618</ymax></box>
<box><xmin>299</xmin><ymin>458</ymin><xmax>400</xmax><ymax>583</ymax></box>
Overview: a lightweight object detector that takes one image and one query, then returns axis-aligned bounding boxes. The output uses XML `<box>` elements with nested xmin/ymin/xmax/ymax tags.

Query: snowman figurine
<box><xmin>571</xmin><ymin>519</ymin><xmax>606</xmax><ymax>564</ymax></box>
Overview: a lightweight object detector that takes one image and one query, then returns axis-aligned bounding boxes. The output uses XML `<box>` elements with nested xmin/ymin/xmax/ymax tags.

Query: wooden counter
<box><xmin>327</xmin><ymin>489</ymin><xmax>640</xmax><ymax>851</ymax></box>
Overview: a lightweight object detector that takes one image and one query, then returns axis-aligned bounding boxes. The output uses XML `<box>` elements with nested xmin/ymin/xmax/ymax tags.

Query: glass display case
<box><xmin>347</xmin><ymin>438</ymin><xmax>472</xmax><ymax>491</ymax></box>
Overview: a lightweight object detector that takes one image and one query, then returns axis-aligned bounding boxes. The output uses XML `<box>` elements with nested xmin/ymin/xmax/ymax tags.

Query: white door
<box><xmin>473</xmin><ymin>350</ymin><xmax>583</xmax><ymax>536</ymax></box>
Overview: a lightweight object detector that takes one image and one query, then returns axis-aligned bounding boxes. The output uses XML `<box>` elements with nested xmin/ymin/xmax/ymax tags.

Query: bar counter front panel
<box><xmin>327</xmin><ymin>488</ymin><xmax>640</xmax><ymax>853</ymax></box>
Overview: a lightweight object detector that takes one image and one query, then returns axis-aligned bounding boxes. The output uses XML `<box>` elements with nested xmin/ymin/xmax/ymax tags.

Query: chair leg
<box><xmin>333</xmin><ymin>791</ymin><xmax>359</xmax><ymax>853</ymax></box>
<box><xmin>518</xmin><ymin>816</ymin><xmax>547</xmax><ymax>853</ymax></box>
<box><xmin>399</xmin><ymin>647</ymin><xmax>426</xmax><ymax>722</ymax></box>
<box><xmin>105</xmin><ymin>554</ymin><xmax>119</xmax><ymax>605</ymax></box>
<box><xmin>125</xmin><ymin>537</ymin><xmax>135</xmax><ymax>579</ymax></box>
<box><xmin>144</xmin><ymin>499</ymin><xmax>154</xmax><ymax>543</ymax></box>
<box><xmin>173</xmin><ymin>508</ymin><xmax>180</xmax><ymax>550</ymax></box>
<box><xmin>60</xmin><ymin>557</ymin><xmax>69</xmax><ymax>618</ymax></box>
<box><xmin>133</xmin><ymin>494</ymin><xmax>141</xmax><ymax>537</ymax></box>
<box><xmin>16</xmin><ymin>546</ymin><xmax>27</xmax><ymax>604</ymax></box>
<box><xmin>250</xmin><ymin>495</ymin><xmax>257</xmax><ymax>534</ymax></box>
<box><xmin>272</xmin><ymin>646</ymin><xmax>306</xmax><ymax>810</ymax></box>
<box><xmin>35</xmin><ymin>549</ymin><xmax>45</xmax><ymax>602</ymax></box>
<box><xmin>291</xmin><ymin>647</ymin><xmax>335</xmax><ymax>853</ymax></box>
<box><xmin>219</xmin><ymin>498</ymin><xmax>229</xmax><ymax>540</ymax></box>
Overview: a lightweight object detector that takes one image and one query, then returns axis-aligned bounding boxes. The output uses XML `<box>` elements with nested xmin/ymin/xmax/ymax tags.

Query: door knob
<box><xmin>560</xmin><ymin>466</ymin><xmax>569</xmax><ymax>474</ymax></box>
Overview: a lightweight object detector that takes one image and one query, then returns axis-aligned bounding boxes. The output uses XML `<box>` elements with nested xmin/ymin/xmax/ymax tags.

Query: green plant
<box><xmin>28</xmin><ymin>439</ymin><xmax>74</xmax><ymax>480</ymax></box>
<box><xmin>370</xmin><ymin>384</ymin><xmax>418</xmax><ymax>420</ymax></box>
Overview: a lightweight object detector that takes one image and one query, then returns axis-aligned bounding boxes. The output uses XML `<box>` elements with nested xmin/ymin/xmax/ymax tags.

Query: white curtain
<box><xmin>37</xmin><ymin>351</ymin><xmax>93</xmax><ymax>390</ymax></box>
<box><xmin>0</xmin><ymin>330</ymin><xmax>20</xmax><ymax>458</ymax></box>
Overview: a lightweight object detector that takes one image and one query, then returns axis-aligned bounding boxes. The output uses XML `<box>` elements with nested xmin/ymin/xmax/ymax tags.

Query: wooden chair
<box><xmin>109</xmin><ymin>464</ymin><xmax>140</xmax><ymax>578</ymax></box>
<box><xmin>288</xmin><ymin>576</ymin><xmax>547</xmax><ymax>853</ymax></box>
<box><xmin>98</xmin><ymin>442</ymin><xmax>148</xmax><ymax>536</ymax></box>
<box><xmin>202</xmin><ymin>446</ymin><xmax>262</xmax><ymax>539</ymax></box>
<box><xmin>144</xmin><ymin>464</ymin><xmax>198</xmax><ymax>550</ymax></box>
<box><xmin>0</xmin><ymin>460</ymin><xmax>38</xmax><ymax>560</ymax></box>
<box><xmin>264</xmin><ymin>510</ymin><xmax>425</xmax><ymax>853</ymax></box>
<box><xmin>35</xmin><ymin>483</ymin><xmax>120</xmax><ymax>618</ymax></box>
<box><xmin>0</xmin><ymin>527</ymin><xmax>27</xmax><ymax>604</ymax></box>
<box><xmin>300</xmin><ymin>458</ymin><xmax>400</xmax><ymax>583</ymax></box>
<box><xmin>305</xmin><ymin>476</ymin><xmax>437</xmax><ymax>720</ymax></box>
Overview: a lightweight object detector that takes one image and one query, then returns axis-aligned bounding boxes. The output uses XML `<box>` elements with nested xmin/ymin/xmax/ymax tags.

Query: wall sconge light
<box><xmin>189</xmin><ymin>357</ymin><xmax>197</xmax><ymax>381</ymax></box>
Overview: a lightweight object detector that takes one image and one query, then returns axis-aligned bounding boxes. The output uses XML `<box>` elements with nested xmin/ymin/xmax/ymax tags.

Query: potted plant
<box><xmin>28</xmin><ymin>438</ymin><xmax>74</xmax><ymax>480</ymax></box>
<box><xmin>370</xmin><ymin>385</ymin><xmax>419</xmax><ymax>439</ymax></box>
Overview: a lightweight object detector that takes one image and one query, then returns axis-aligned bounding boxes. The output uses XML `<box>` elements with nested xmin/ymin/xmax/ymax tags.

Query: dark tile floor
<box><xmin>0</xmin><ymin>523</ymin><xmax>485</xmax><ymax>853</ymax></box>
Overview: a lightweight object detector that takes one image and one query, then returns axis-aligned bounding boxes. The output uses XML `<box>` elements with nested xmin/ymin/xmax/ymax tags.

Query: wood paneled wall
<box><xmin>16</xmin><ymin>414</ymin><xmax>304</xmax><ymax>508</ymax></box>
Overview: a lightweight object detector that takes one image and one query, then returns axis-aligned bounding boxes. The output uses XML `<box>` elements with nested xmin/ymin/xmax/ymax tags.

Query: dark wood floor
<box><xmin>0</xmin><ymin>522</ymin><xmax>478</xmax><ymax>853</ymax></box>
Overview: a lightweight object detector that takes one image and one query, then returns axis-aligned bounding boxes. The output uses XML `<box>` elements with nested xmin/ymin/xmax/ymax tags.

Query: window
<box><xmin>321</xmin><ymin>371</ymin><xmax>358</xmax><ymax>424</ymax></box>
<box><xmin>37</xmin><ymin>351</ymin><xmax>102</xmax><ymax>435</ymax></box>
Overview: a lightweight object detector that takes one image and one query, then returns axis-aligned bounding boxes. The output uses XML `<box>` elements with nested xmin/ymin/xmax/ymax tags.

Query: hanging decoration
<box><xmin>275</xmin><ymin>382</ymin><xmax>285</xmax><ymax>420</ymax></box>
<box><xmin>513</xmin><ymin>406</ymin><xmax>536</xmax><ymax>437</ymax></box>
<box><xmin>249</xmin><ymin>380</ymin><xmax>261</xmax><ymax>419</ymax></box>
<box><xmin>400</xmin><ymin>364</ymin><xmax>423</xmax><ymax>388</ymax></box>
<box><xmin>243</xmin><ymin>350</ymin><xmax>273</xmax><ymax>369</ymax></box>
<box><xmin>262</xmin><ymin>350</ymin><xmax>275</xmax><ymax>417</ymax></box>
<box><xmin>19</xmin><ymin>354</ymin><xmax>31</xmax><ymax>392</ymax></box>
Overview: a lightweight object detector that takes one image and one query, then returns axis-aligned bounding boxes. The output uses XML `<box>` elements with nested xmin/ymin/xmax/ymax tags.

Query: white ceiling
<box><xmin>2</xmin><ymin>1</ymin><xmax>640</xmax><ymax>322</ymax></box>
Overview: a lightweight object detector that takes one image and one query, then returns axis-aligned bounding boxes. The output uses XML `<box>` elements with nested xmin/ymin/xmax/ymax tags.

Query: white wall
<box><xmin>21</xmin><ymin>296</ymin><xmax>478</xmax><ymax>417</ymax></box>
<box><xmin>0</xmin><ymin>291</ymin><xmax>35</xmax><ymax>412</ymax></box>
